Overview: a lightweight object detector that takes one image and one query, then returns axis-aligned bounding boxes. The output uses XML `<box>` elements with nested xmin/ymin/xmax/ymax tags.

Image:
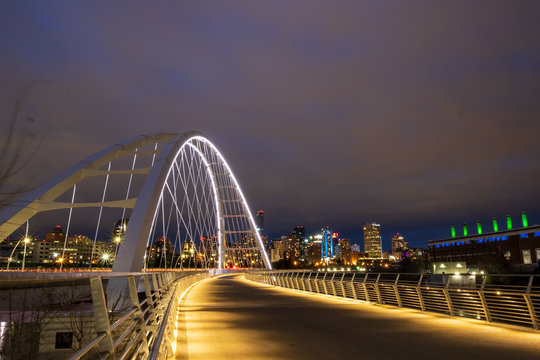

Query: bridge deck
<box><xmin>175</xmin><ymin>274</ymin><xmax>540</xmax><ymax>360</ymax></box>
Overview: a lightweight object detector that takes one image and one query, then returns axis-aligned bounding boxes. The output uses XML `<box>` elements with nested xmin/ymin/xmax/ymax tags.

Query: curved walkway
<box><xmin>175</xmin><ymin>274</ymin><xmax>540</xmax><ymax>360</ymax></box>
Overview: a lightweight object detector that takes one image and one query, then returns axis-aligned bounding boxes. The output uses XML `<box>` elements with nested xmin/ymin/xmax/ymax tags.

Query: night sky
<box><xmin>1</xmin><ymin>1</ymin><xmax>540</xmax><ymax>250</ymax></box>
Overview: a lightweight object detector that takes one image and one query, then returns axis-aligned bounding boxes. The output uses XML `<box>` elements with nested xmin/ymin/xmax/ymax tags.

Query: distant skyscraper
<box><xmin>256</xmin><ymin>210</ymin><xmax>264</xmax><ymax>234</ymax></box>
<box><xmin>290</xmin><ymin>226</ymin><xmax>305</xmax><ymax>241</ymax></box>
<box><xmin>363</xmin><ymin>223</ymin><xmax>382</xmax><ymax>258</ymax></box>
<box><xmin>391</xmin><ymin>233</ymin><xmax>408</xmax><ymax>258</ymax></box>
<box><xmin>321</xmin><ymin>226</ymin><xmax>333</xmax><ymax>259</ymax></box>
<box><xmin>290</xmin><ymin>226</ymin><xmax>307</xmax><ymax>259</ymax></box>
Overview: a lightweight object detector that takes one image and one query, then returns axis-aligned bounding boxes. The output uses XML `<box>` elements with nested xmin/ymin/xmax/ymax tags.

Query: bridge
<box><xmin>0</xmin><ymin>132</ymin><xmax>539</xmax><ymax>359</ymax></box>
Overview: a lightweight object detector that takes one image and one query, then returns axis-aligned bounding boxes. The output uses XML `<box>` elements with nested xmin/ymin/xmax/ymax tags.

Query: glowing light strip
<box><xmin>190</xmin><ymin>136</ymin><xmax>272</xmax><ymax>269</ymax></box>
<box><xmin>90</xmin><ymin>161</ymin><xmax>112</xmax><ymax>268</ymax></box>
<box><xmin>60</xmin><ymin>184</ymin><xmax>77</xmax><ymax>270</ymax></box>
<box><xmin>185</xmin><ymin>142</ymin><xmax>223</xmax><ymax>269</ymax></box>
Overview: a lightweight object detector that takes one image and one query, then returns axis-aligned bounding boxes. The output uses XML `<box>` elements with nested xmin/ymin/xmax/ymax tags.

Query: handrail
<box><xmin>148</xmin><ymin>282</ymin><xmax>178</xmax><ymax>360</ymax></box>
<box><xmin>247</xmin><ymin>271</ymin><xmax>540</xmax><ymax>331</ymax></box>
<box><xmin>0</xmin><ymin>270</ymin><xmax>214</xmax><ymax>360</ymax></box>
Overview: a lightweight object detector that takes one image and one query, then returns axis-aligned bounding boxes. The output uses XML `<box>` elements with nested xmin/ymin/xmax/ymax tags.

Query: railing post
<box><xmin>330</xmin><ymin>273</ymin><xmax>338</xmax><ymax>296</ymax></box>
<box><xmin>89</xmin><ymin>277</ymin><xmax>116</xmax><ymax>359</ymax></box>
<box><xmin>301</xmin><ymin>272</ymin><xmax>307</xmax><ymax>291</ymax></box>
<box><xmin>128</xmin><ymin>276</ymin><xmax>150</xmax><ymax>357</ymax></box>
<box><xmin>307</xmin><ymin>272</ymin><xmax>313</xmax><ymax>292</ymax></box>
<box><xmin>442</xmin><ymin>275</ymin><xmax>454</xmax><ymax>316</ymax></box>
<box><xmin>322</xmin><ymin>272</ymin><xmax>329</xmax><ymax>295</ymax></box>
<box><xmin>394</xmin><ymin>274</ymin><xmax>402</xmax><ymax>307</ymax></box>
<box><xmin>294</xmin><ymin>272</ymin><xmax>300</xmax><ymax>289</ymax></box>
<box><xmin>143</xmin><ymin>275</ymin><xmax>158</xmax><ymax>326</ymax></box>
<box><xmin>478</xmin><ymin>275</ymin><xmax>491</xmax><ymax>322</ymax></box>
<box><xmin>361</xmin><ymin>273</ymin><xmax>369</xmax><ymax>302</ymax></box>
<box><xmin>314</xmin><ymin>273</ymin><xmax>321</xmax><ymax>293</ymax></box>
<box><xmin>339</xmin><ymin>273</ymin><xmax>346</xmax><ymax>298</ymax></box>
<box><xmin>374</xmin><ymin>273</ymin><xmax>382</xmax><ymax>304</ymax></box>
<box><xmin>350</xmin><ymin>273</ymin><xmax>357</xmax><ymax>300</ymax></box>
<box><xmin>416</xmin><ymin>275</ymin><xmax>425</xmax><ymax>311</ymax></box>
<box><xmin>524</xmin><ymin>275</ymin><xmax>538</xmax><ymax>330</ymax></box>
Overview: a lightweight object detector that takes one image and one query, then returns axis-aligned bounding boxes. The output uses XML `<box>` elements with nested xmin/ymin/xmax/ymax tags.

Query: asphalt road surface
<box><xmin>175</xmin><ymin>274</ymin><xmax>540</xmax><ymax>360</ymax></box>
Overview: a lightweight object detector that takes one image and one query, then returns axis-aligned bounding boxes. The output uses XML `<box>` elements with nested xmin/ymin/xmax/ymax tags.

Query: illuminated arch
<box><xmin>0</xmin><ymin>131</ymin><xmax>271</xmax><ymax>271</ymax></box>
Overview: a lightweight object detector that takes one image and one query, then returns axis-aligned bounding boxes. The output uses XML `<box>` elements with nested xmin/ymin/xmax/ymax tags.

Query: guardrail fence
<box><xmin>246</xmin><ymin>271</ymin><xmax>540</xmax><ymax>330</ymax></box>
<box><xmin>0</xmin><ymin>271</ymin><xmax>209</xmax><ymax>360</ymax></box>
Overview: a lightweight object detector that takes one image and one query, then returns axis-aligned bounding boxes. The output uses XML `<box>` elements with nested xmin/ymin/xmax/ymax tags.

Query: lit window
<box><xmin>522</xmin><ymin>250</ymin><xmax>532</xmax><ymax>265</ymax></box>
<box><xmin>504</xmin><ymin>251</ymin><xmax>511</xmax><ymax>260</ymax></box>
<box><xmin>535</xmin><ymin>248</ymin><xmax>540</xmax><ymax>263</ymax></box>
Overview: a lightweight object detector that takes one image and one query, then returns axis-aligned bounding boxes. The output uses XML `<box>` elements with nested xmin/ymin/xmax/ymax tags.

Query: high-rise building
<box><xmin>321</xmin><ymin>227</ymin><xmax>333</xmax><ymax>259</ymax></box>
<box><xmin>290</xmin><ymin>226</ymin><xmax>305</xmax><ymax>241</ymax></box>
<box><xmin>306</xmin><ymin>241</ymin><xmax>322</xmax><ymax>264</ymax></box>
<box><xmin>290</xmin><ymin>226</ymin><xmax>306</xmax><ymax>259</ymax></box>
<box><xmin>338</xmin><ymin>238</ymin><xmax>352</xmax><ymax>264</ymax></box>
<box><xmin>363</xmin><ymin>223</ymin><xmax>382</xmax><ymax>258</ymax></box>
<box><xmin>391</xmin><ymin>233</ymin><xmax>408</xmax><ymax>258</ymax></box>
<box><xmin>270</xmin><ymin>239</ymin><xmax>282</xmax><ymax>262</ymax></box>
<box><xmin>256</xmin><ymin>210</ymin><xmax>264</xmax><ymax>234</ymax></box>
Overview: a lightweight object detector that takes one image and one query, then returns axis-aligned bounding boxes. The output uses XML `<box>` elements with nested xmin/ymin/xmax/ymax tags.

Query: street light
<box><xmin>114</xmin><ymin>236</ymin><xmax>122</xmax><ymax>258</ymax></box>
<box><xmin>22</xmin><ymin>237</ymin><xmax>30</xmax><ymax>270</ymax></box>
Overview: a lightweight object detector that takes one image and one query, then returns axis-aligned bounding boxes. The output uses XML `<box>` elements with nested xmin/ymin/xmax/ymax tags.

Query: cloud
<box><xmin>1</xmin><ymin>1</ymin><xmax>540</xmax><ymax>247</ymax></box>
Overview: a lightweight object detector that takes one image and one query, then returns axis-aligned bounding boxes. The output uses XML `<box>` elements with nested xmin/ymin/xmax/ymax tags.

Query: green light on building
<box><xmin>522</xmin><ymin>212</ymin><xmax>528</xmax><ymax>228</ymax></box>
<box><xmin>477</xmin><ymin>221</ymin><xmax>482</xmax><ymax>235</ymax></box>
<box><xmin>463</xmin><ymin>223</ymin><xmax>468</xmax><ymax>237</ymax></box>
<box><xmin>451</xmin><ymin>226</ymin><xmax>456</xmax><ymax>238</ymax></box>
<box><xmin>506</xmin><ymin>215</ymin><xmax>512</xmax><ymax>230</ymax></box>
<box><xmin>492</xmin><ymin>218</ymin><xmax>498</xmax><ymax>232</ymax></box>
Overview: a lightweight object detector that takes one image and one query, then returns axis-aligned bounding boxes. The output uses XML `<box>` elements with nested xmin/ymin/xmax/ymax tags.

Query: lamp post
<box><xmin>22</xmin><ymin>237</ymin><xmax>30</xmax><ymax>270</ymax></box>
<box><xmin>114</xmin><ymin>236</ymin><xmax>122</xmax><ymax>258</ymax></box>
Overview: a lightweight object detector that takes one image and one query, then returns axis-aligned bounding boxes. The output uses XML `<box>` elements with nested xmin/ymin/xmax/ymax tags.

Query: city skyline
<box><xmin>2</xmin><ymin>2</ymin><xmax>540</xmax><ymax>251</ymax></box>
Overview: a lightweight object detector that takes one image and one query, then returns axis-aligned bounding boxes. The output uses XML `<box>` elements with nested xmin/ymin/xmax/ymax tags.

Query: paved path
<box><xmin>175</xmin><ymin>274</ymin><xmax>540</xmax><ymax>360</ymax></box>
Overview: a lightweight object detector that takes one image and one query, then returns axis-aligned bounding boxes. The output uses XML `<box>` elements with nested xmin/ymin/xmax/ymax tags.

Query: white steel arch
<box><xmin>0</xmin><ymin>131</ymin><xmax>271</xmax><ymax>272</ymax></box>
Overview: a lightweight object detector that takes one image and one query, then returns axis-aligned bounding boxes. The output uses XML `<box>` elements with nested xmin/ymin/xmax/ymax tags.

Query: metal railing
<box><xmin>70</xmin><ymin>271</ymin><xmax>209</xmax><ymax>360</ymax></box>
<box><xmin>246</xmin><ymin>270</ymin><xmax>540</xmax><ymax>330</ymax></box>
<box><xmin>0</xmin><ymin>270</ymin><xmax>210</xmax><ymax>359</ymax></box>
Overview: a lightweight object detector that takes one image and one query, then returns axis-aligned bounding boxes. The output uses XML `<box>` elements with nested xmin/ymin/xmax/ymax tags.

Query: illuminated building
<box><xmin>429</xmin><ymin>216</ymin><xmax>540</xmax><ymax>272</ymax></box>
<box><xmin>148</xmin><ymin>236</ymin><xmax>175</xmax><ymax>267</ymax></box>
<box><xmin>200</xmin><ymin>236</ymin><xmax>218</xmax><ymax>266</ymax></box>
<box><xmin>363</xmin><ymin>223</ymin><xmax>382</xmax><ymax>258</ymax></box>
<box><xmin>321</xmin><ymin>227</ymin><xmax>333</xmax><ymax>259</ymax></box>
<box><xmin>0</xmin><ymin>238</ymin><xmax>35</xmax><ymax>264</ymax></box>
<box><xmin>338</xmin><ymin>238</ymin><xmax>352</xmax><ymax>264</ymax></box>
<box><xmin>33</xmin><ymin>227</ymin><xmax>112</xmax><ymax>265</ymax></box>
<box><xmin>284</xmin><ymin>236</ymin><xmax>300</xmax><ymax>262</ymax></box>
<box><xmin>306</xmin><ymin>241</ymin><xmax>322</xmax><ymax>264</ymax></box>
<box><xmin>391</xmin><ymin>233</ymin><xmax>408</xmax><ymax>259</ymax></box>
<box><xmin>270</xmin><ymin>239</ymin><xmax>282</xmax><ymax>262</ymax></box>
<box><xmin>290</xmin><ymin>226</ymin><xmax>306</xmax><ymax>259</ymax></box>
